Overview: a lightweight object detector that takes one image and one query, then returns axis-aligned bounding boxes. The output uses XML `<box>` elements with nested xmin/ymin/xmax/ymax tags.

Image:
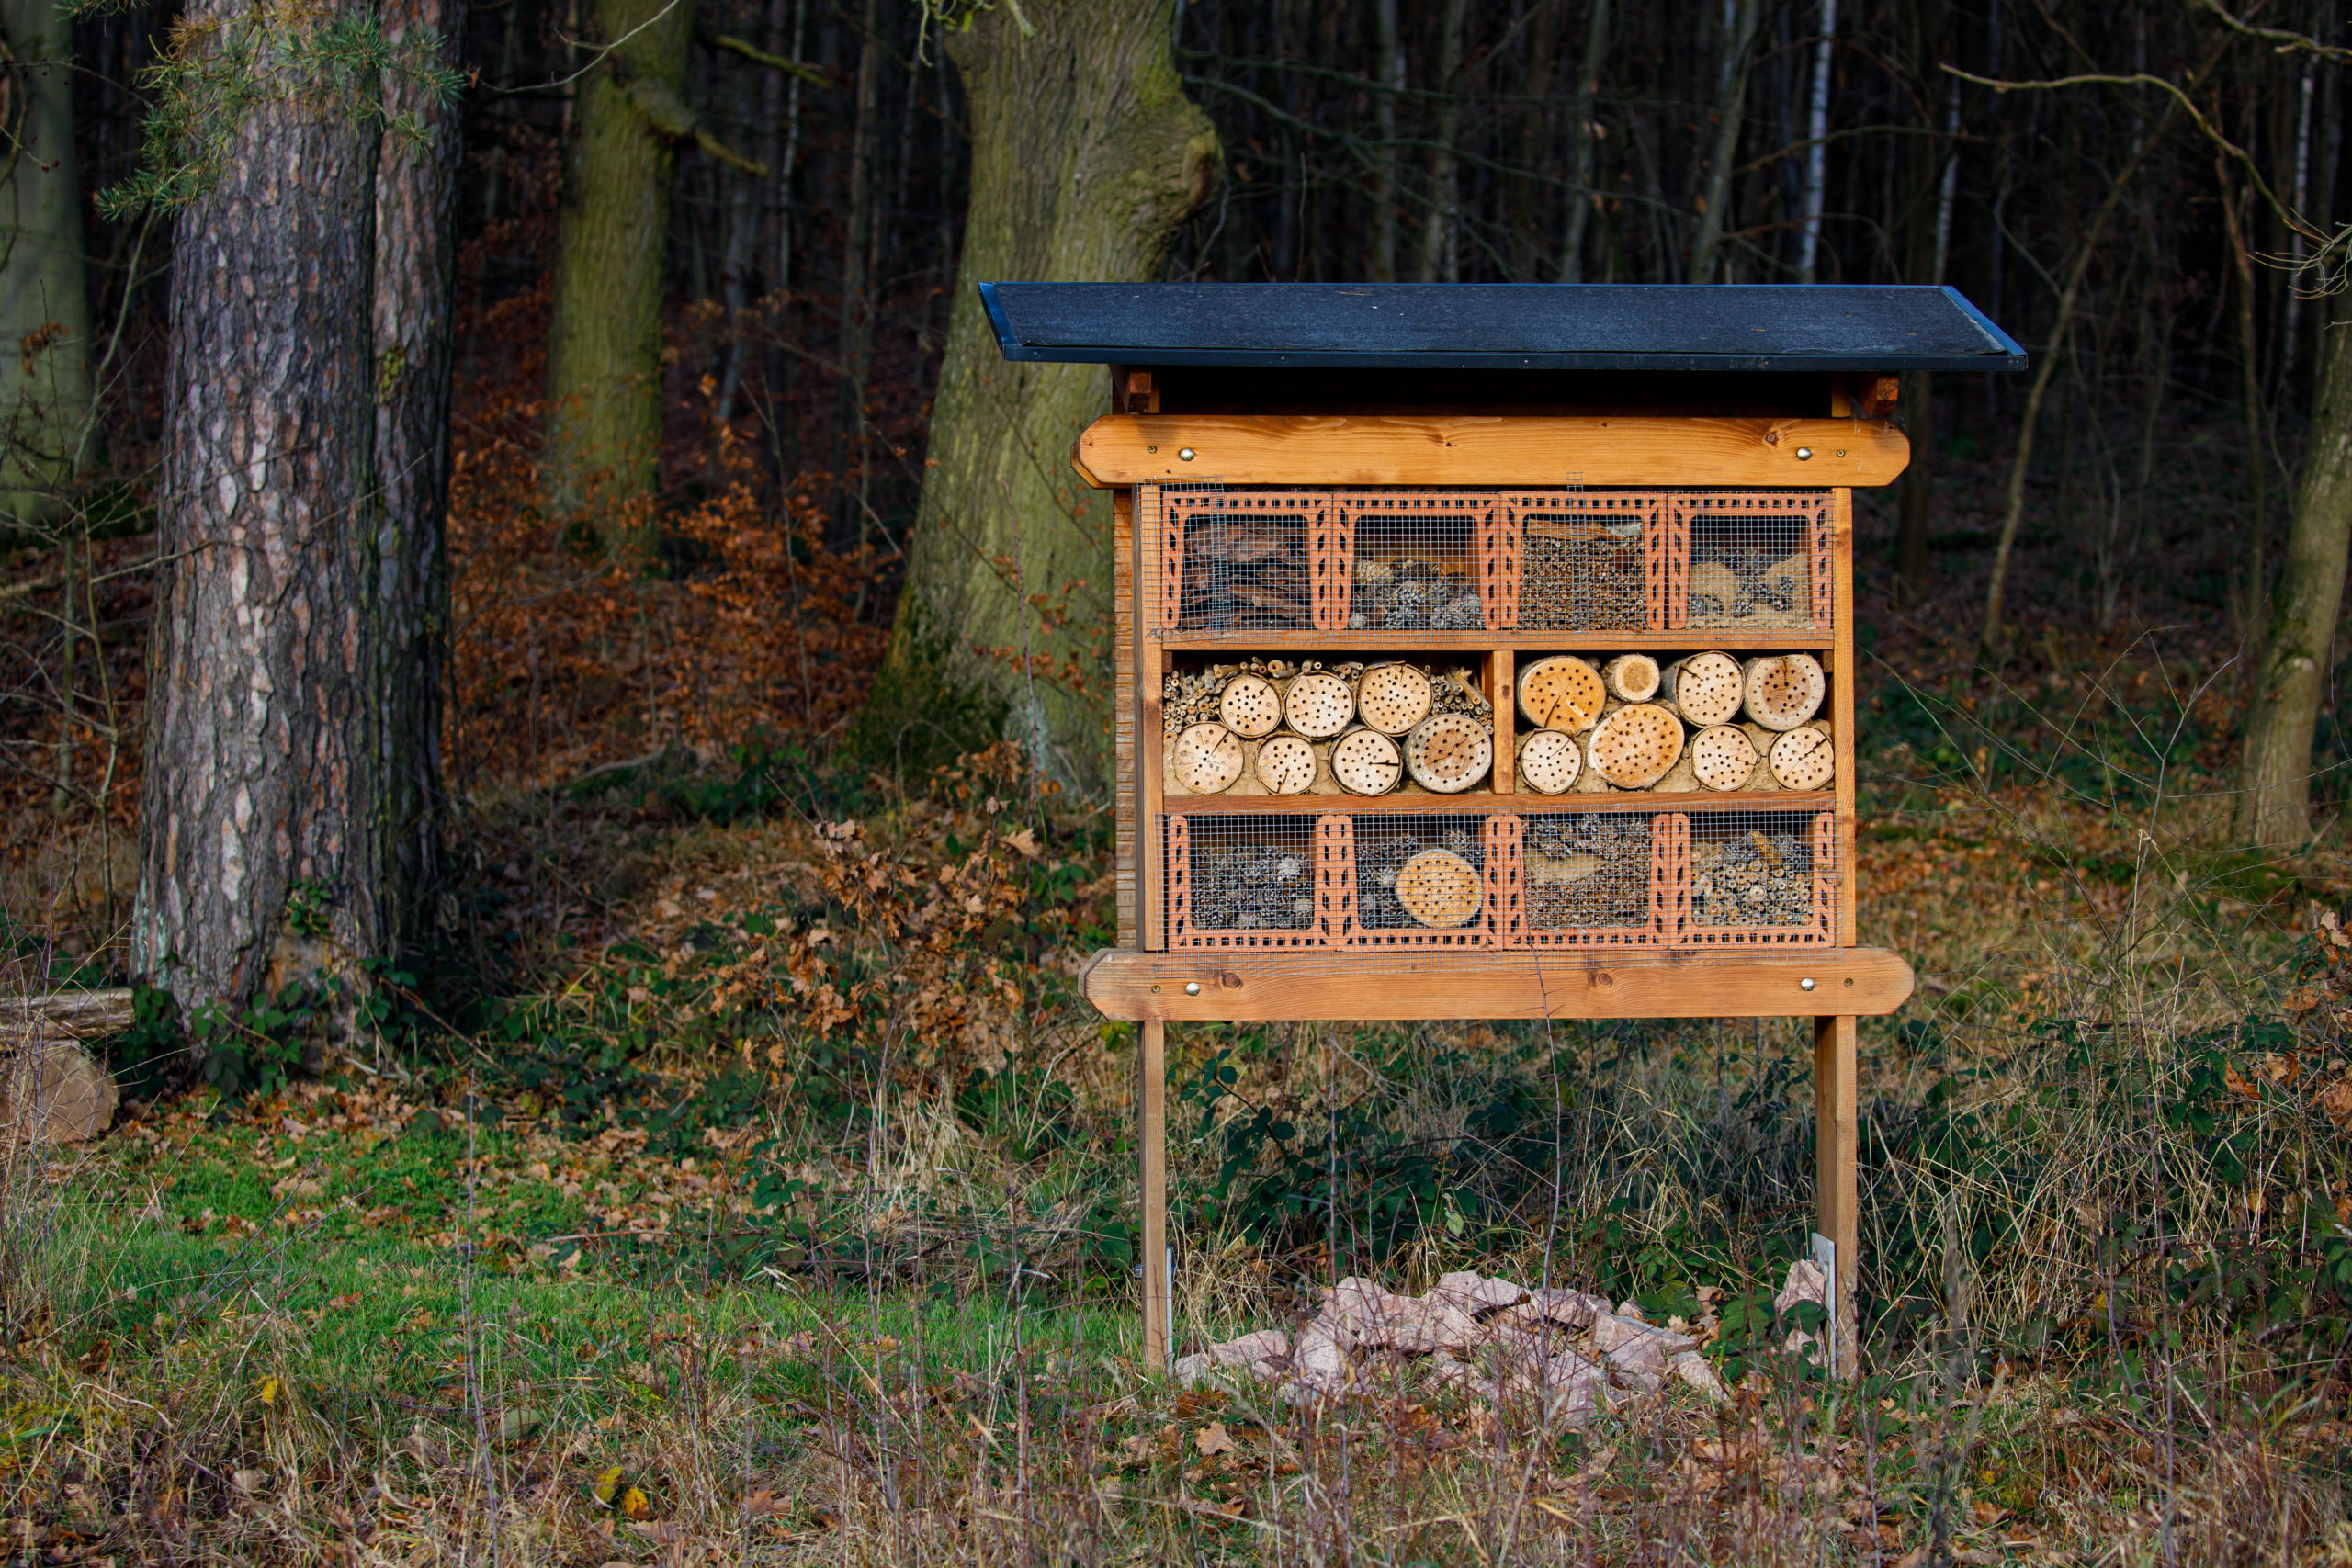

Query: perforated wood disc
<box><xmin>1518</xmin><ymin>655</ymin><xmax>1605</xmax><ymax>732</ymax></box>
<box><xmin>1768</xmin><ymin>725</ymin><xmax>1836</xmax><ymax>790</ymax></box>
<box><xmin>1330</xmin><ymin>728</ymin><xmax>1403</xmax><ymax>795</ymax></box>
<box><xmin>1743</xmin><ymin>653</ymin><xmax>1826</xmax><ymax>731</ymax></box>
<box><xmin>1395</xmin><ymin>849</ymin><xmax>1482</xmax><ymax>929</ymax></box>
<box><xmin>1357</xmin><ymin>663</ymin><xmax>1434</xmax><ymax>735</ymax></box>
<box><xmin>1254</xmin><ymin>733</ymin><xmax>1317</xmax><ymax>795</ymax></box>
<box><xmin>1587</xmin><ymin>703</ymin><xmax>1685</xmax><ymax>789</ymax></box>
<box><xmin>1284</xmin><ymin>671</ymin><xmax>1355</xmax><ymax>739</ymax></box>
<box><xmin>1218</xmin><ymin>674</ymin><xmax>1283</xmax><ymax>738</ymax></box>
<box><xmin>1689</xmin><ymin>724</ymin><xmax>1759</xmax><ymax>791</ymax></box>
<box><xmin>1667</xmin><ymin>651</ymin><xmax>1744</xmax><ymax>727</ymax></box>
<box><xmin>1171</xmin><ymin>722</ymin><xmax>1244</xmax><ymax>794</ymax></box>
<box><xmin>1517</xmin><ymin>728</ymin><xmax>1584</xmax><ymax>795</ymax></box>
<box><xmin>1602</xmin><ymin>653</ymin><xmax>1661</xmax><ymax>704</ymax></box>
<box><xmin>1403</xmin><ymin>713</ymin><xmax>1492</xmax><ymax>794</ymax></box>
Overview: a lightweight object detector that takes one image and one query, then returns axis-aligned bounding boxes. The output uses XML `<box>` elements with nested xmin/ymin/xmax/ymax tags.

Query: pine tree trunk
<box><xmin>2237</xmin><ymin>290</ymin><xmax>2352</xmax><ymax>848</ymax></box>
<box><xmin>545</xmin><ymin>0</ymin><xmax>693</xmax><ymax>519</ymax></box>
<box><xmin>372</xmin><ymin>0</ymin><xmax>465</xmax><ymax>944</ymax></box>
<box><xmin>0</xmin><ymin>0</ymin><xmax>91</xmax><ymax>521</ymax></box>
<box><xmin>869</xmin><ymin>0</ymin><xmax>1216</xmax><ymax>793</ymax></box>
<box><xmin>136</xmin><ymin>4</ymin><xmax>382</xmax><ymax>1009</ymax></box>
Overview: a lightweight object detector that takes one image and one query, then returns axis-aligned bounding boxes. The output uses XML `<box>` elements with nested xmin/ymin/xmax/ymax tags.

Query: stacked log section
<box><xmin>1404</xmin><ymin>713</ymin><xmax>1493</xmax><ymax>794</ymax></box>
<box><xmin>1331</xmin><ymin>728</ymin><xmax>1404</xmax><ymax>795</ymax></box>
<box><xmin>1218</xmin><ymin>674</ymin><xmax>1283</xmax><ymax>737</ymax></box>
<box><xmin>1518</xmin><ymin>655</ymin><xmax>1605</xmax><ymax>732</ymax></box>
<box><xmin>1394</xmin><ymin>849</ymin><xmax>1482</xmax><ymax>928</ymax></box>
<box><xmin>1357</xmin><ymin>662</ymin><xmax>1434</xmax><ymax>734</ymax></box>
<box><xmin>1181</xmin><ymin>519</ymin><xmax>1311</xmax><ymax>628</ymax></box>
<box><xmin>1586</xmin><ymin>704</ymin><xmax>1684</xmax><ymax>789</ymax></box>
<box><xmin>1284</xmin><ymin>671</ymin><xmax>1356</xmax><ymax>739</ymax></box>
<box><xmin>1741</xmin><ymin>654</ymin><xmax>1826</xmax><ymax>730</ymax></box>
<box><xmin>1255</xmin><ymin>734</ymin><xmax>1317</xmax><ymax>794</ymax></box>
<box><xmin>1767</xmin><ymin>725</ymin><xmax>1835</xmax><ymax>790</ymax></box>
<box><xmin>1661</xmin><ymin>652</ymin><xmax>1744</xmax><ymax>727</ymax></box>
<box><xmin>1689</xmin><ymin>725</ymin><xmax>1760</xmax><ymax>791</ymax></box>
<box><xmin>1516</xmin><ymin>729</ymin><xmax>1584</xmax><ymax>795</ymax></box>
<box><xmin>1602</xmin><ymin>653</ymin><xmax>1661</xmax><ymax>704</ymax></box>
<box><xmin>1173</xmin><ymin>723</ymin><xmax>1244</xmax><ymax>795</ymax></box>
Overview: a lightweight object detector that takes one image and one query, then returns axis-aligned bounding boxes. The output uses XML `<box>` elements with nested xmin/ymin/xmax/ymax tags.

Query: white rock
<box><xmin>1775</xmin><ymin>1259</ymin><xmax>1827</xmax><ymax>1316</ymax></box>
<box><xmin>1323</xmin><ymin>1278</ymin><xmax>1476</xmax><ymax>1353</ymax></box>
<box><xmin>1210</xmin><ymin>1328</ymin><xmax>1291</xmax><ymax>1367</ymax></box>
<box><xmin>1495</xmin><ymin>1287</ymin><xmax>1610</xmax><ymax>1331</ymax></box>
<box><xmin>1591</xmin><ymin>1313</ymin><xmax>1696</xmax><ymax>1376</ymax></box>
<box><xmin>1671</xmin><ymin>1350</ymin><xmax>1729</xmax><ymax>1403</ymax></box>
<box><xmin>1431</xmin><ymin>1271</ymin><xmax>1528</xmax><ymax>1315</ymax></box>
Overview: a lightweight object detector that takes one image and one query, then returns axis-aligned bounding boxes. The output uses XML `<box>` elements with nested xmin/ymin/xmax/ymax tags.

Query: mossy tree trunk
<box><xmin>372</xmin><ymin>0</ymin><xmax>467</xmax><ymax>943</ymax></box>
<box><xmin>544</xmin><ymin>0</ymin><xmax>693</xmax><ymax>519</ymax></box>
<box><xmin>870</xmin><ymin>0</ymin><xmax>1216</xmax><ymax>794</ymax></box>
<box><xmin>0</xmin><ymin>0</ymin><xmax>90</xmax><ymax>525</ymax></box>
<box><xmin>136</xmin><ymin>0</ymin><xmax>385</xmax><ymax>1010</ymax></box>
<box><xmin>2237</xmin><ymin>291</ymin><xmax>2352</xmax><ymax>849</ymax></box>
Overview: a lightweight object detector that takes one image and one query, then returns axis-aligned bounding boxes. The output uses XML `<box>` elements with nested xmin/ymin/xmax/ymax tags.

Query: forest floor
<box><xmin>7</xmin><ymin>418</ymin><xmax>2352</xmax><ymax>1560</ymax></box>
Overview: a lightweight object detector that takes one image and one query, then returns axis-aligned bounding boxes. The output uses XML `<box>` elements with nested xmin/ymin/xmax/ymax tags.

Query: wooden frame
<box><xmin>1092</xmin><ymin>390</ymin><xmax>1904</xmax><ymax>1381</ymax></box>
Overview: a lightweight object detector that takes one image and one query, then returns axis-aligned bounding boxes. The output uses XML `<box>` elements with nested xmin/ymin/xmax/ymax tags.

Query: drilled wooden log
<box><xmin>1516</xmin><ymin>728</ymin><xmax>1584</xmax><ymax>795</ymax></box>
<box><xmin>1394</xmin><ymin>849</ymin><xmax>1482</xmax><ymax>928</ymax></box>
<box><xmin>0</xmin><ymin>989</ymin><xmax>136</xmax><ymax>1043</ymax></box>
<box><xmin>2</xmin><ymin>1040</ymin><xmax>118</xmax><ymax>1144</ymax></box>
<box><xmin>1601</xmin><ymin>653</ymin><xmax>1661</xmax><ymax>705</ymax></box>
<box><xmin>1218</xmin><ymin>674</ymin><xmax>1283</xmax><ymax>738</ymax></box>
<box><xmin>1586</xmin><ymin>703</ymin><xmax>1685</xmax><ymax>789</ymax></box>
<box><xmin>1741</xmin><ymin>653</ymin><xmax>1826</xmax><ymax>731</ymax></box>
<box><xmin>1768</xmin><ymin>724</ymin><xmax>1836</xmax><ymax>789</ymax></box>
<box><xmin>1171</xmin><ymin>722</ymin><xmax>1244</xmax><ymax>794</ymax></box>
<box><xmin>1331</xmin><ymin>728</ymin><xmax>1404</xmax><ymax>795</ymax></box>
<box><xmin>1283</xmin><ymin>671</ymin><xmax>1356</xmax><ymax>739</ymax></box>
<box><xmin>1403</xmin><ymin>712</ymin><xmax>1493</xmax><ymax>794</ymax></box>
<box><xmin>1661</xmin><ymin>651</ymin><xmax>1744</xmax><ymax>727</ymax></box>
<box><xmin>1690</xmin><ymin>724</ymin><xmax>1761</xmax><ymax>792</ymax></box>
<box><xmin>1357</xmin><ymin>662</ymin><xmax>1434</xmax><ymax>735</ymax></box>
<box><xmin>1255</xmin><ymin>733</ymin><xmax>1317</xmax><ymax>794</ymax></box>
<box><xmin>1518</xmin><ymin>655</ymin><xmax>1605</xmax><ymax>732</ymax></box>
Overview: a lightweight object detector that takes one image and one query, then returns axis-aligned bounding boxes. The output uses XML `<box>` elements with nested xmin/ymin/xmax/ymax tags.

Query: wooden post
<box><xmin>1814</xmin><ymin>1013</ymin><xmax>1859</xmax><ymax>1377</ymax></box>
<box><xmin>1139</xmin><ymin>1017</ymin><xmax>1170</xmax><ymax>1369</ymax></box>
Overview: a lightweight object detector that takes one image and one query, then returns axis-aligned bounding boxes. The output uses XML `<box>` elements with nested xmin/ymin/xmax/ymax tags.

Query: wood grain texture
<box><xmin>1139</xmin><ymin>1018</ymin><xmax>1169</xmax><ymax>1367</ymax></box>
<box><xmin>1815</xmin><ymin>1013</ymin><xmax>1860</xmax><ymax>1378</ymax></box>
<box><xmin>1080</xmin><ymin>947</ymin><xmax>1913</xmax><ymax>1020</ymax></box>
<box><xmin>1114</xmin><ymin>489</ymin><xmax>1136</xmax><ymax>948</ymax></box>
<box><xmin>1077</xmin><ymin>414</ymin><xmax>1909</xmax><ymax>487</ymax></box>
<box><xmin>1833</xmin><ymin>490</ymin><xmax>1858</xmax><ymax>946</ymax></box>
<box><xmin>1157</xmin><ymin>629</ymin><xmax>1835</xmax><ymax>653</ymax></box>
<box><xmin>1159</xmin><ymin>789</ymin><xmax>1833</xmax><ymax>813</ymax></box>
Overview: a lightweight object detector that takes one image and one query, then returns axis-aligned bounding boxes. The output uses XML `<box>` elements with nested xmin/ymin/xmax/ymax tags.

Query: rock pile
<box><xmin>1173</xmin><ymin>1269</ymin><xmax>1730</xmax><ymax>1425</ymax></box>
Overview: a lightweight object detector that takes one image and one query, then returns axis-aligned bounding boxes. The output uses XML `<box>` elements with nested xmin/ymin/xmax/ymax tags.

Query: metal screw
<box><xmin>1799</xmin><ymin>976</ymin><xmax>1817</xmax><ymax>991</ymax></box>
<box><xmin>1795</xmin><ymin>447</ymin><xmax>1814</xmax><ymax>461</ymax></box>
<box><xmin>1184</xmin><ymin>981</ymin><xmax>1202</xmax><ymax>995</ymax></box>
<box><xmin>1178</xmin><ymin>447</ymin><xmax>1196</xmax><ymax>461</ymax></box>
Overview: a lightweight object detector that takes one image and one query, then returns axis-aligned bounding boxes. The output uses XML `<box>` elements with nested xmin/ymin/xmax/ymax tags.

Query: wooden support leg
<box><xmin>1815</xmin><ymin>1014</ymin><xmax>1859</xmax><ymax>1378</ymax></box>
<box><xmin>1140</xmin><ymin>1019</ymin><xmax>1170</xmax><ymax>1370</ymax></box>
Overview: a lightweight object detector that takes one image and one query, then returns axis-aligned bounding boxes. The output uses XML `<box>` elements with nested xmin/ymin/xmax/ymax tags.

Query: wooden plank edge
<box><xmin>1078</xmin><ymin>948</ymin><xmax>1915</xmax><ymax>1021</ymax></box>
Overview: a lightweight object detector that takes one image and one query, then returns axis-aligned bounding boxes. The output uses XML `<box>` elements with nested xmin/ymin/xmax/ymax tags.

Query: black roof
<box><xmin>978</xmin><ymin>283</ymin><xmax>2024</xmax><ymax>372</ymax></box>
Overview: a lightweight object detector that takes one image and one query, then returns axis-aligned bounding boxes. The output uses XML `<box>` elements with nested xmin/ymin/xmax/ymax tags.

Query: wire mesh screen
<box><xmin>1334</xmin><ymin>492</ymin><xmax>1490</xmax><ymax>632</ymax></box>
<box><xmin>1164</xmin><ymin>813</ymin><xmax>1328</xmax><ymax>950</ymax></box>
<box><xmin>1520</xmin><ymin>810</ymin><xmax>1671</xmax><ymax>946</ymax></box>
<box><xmin>1334</xmin><ymin>813</ymin><xmax>1511</xmax><ymax>950</ymax></box>
<box><xmin>1681</xmin><ymin>807</ymin><xmax>1838</xmax><ymax>945</ymax></box>
<box><xmin>1162</xmin><ymin>487</ymin><xmax>1317</xmax><ymax>633</ymax></box>
<box><xmin>1507</xmin><ymin>492</ymin><xmax>1662</xmax><ymax>632</ymax></box>
<box><xmin>1670</xmin><ymin>491</ymin><xmax>1834</xmax><ymax>632</ymax></box>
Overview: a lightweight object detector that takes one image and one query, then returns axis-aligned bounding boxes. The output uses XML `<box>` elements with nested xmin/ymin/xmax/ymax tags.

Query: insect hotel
<box><xmin>980</xmin><ymin>283</ymin><xmax>2025</xmax><ymax>1375</ymax></box>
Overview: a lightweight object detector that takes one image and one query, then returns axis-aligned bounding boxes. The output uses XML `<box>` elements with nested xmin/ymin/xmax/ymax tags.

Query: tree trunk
<box><xmin>2236</xmin><ymin>288</ymin><xmax>2352</xmax><ymax>848</ymax></box>
<box><xmin>1418</xmin><ymin>0</ymin><xmax>1468</xmax><ymax>283</ymax></box>
<box><xmin>136</xmin><ymin>1</ymin><xmax>382</xmax><ymax>1010</ymax></box>
<box><xmin>1370</xmin><ymin>0</ymin><xmax>1401</xmax><ymax>281</ymax></box>
<box><xmin>1793</xmin><ymin>0</ymin><xmax>1836</xmax><ymax>283</ymax></box>
<box><xmin>868</xmin><ymin>0</ymin><xmax>1216</xmax><ymax>793</ymax></box>
<box><xmin>828</xmin><ymin>0</ymin><xmax>882</xmax><ymax>552</ymax></box>
<box><xmin>1689</xmin><ymin>0</ymin><xmax>1759</xmax><ymax>285</ymax></box>
<box><xmin>0</xmin><ymin>0</ymin><xmax>91</xmax><ymax>524</ymax></box>
<box><xmin>1555</xmin><ymin>0</ymin><xmax>1611</xmax><ymax>283</ymax></box>
<box><xmin>544</xmin><ymin>0</ymin><xmax>693</xmax><ymax>520</ymax></box>
<box><xmin>372</xmin><ymin>0</ymin><xmax>465</xmax><ymax>948</ymax></box>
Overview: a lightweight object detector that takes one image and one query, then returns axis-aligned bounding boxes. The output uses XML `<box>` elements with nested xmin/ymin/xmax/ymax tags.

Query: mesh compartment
<box><xmin>1331</xmin><ymin>813</ymin><xmax>1514</xmax><ymax>950</ymax></box>
<box><xmin>1679</xmin><ymin>808</ymin><xmax>1838</xmax><ymax>946</ymax></box>
<box><xmin>1331</xmin><ymin>492</ymin><xmax>1490</xmax><ymax>633</ymax></box>
<box><xmin>1164</xmin><ymin>813</ymin><xmax>1331</xmax><ymax>950</ymax></box>
<box><xmin>1669</xmin><ymin>491</ymin><xmax>1834</xmax><ymax>632</ymax></box>
<box><xmin>1162</xmin><ymin>488</ymin><xmax>1320</xmax><ymax>632</ymax></box>
<box><xmin>1516</xmin><ymin>809</ymin><xmax>1676</xmax><ymax>948</ymax></box>
<box><xmin>1507</xmin><ymin>491</ymin><xmax>1664</xmax><ymax>631</ymax></box>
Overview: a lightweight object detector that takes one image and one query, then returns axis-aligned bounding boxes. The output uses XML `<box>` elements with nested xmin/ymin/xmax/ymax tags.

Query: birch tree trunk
<box><xmin>136</xmin><ymin>2</ymin><xmax>383</xmax><ymax>1010</ymax></box>
<box><xmin>544</xmin><ymin>0</ymin><xmax>693</xmax><ymax>519</ymax></box>
<box><xmin>0</xmin><ymin>0</ymin><xmax>90</xmax><ymax>524</ymax></box>
<box><xmin>2237</xmin><ymin>289</ymin><xmax>2352</xmax><ymax>848</ymax></box>
<box><xmin>869</xmin><ymin>0</ymin><xmax>1217</xmax><ymax>792</ymax></box>
<box><xmin>372</xmin><ymin>0</ymin><xmax>466</xmax><ymax>944</ymax></box>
